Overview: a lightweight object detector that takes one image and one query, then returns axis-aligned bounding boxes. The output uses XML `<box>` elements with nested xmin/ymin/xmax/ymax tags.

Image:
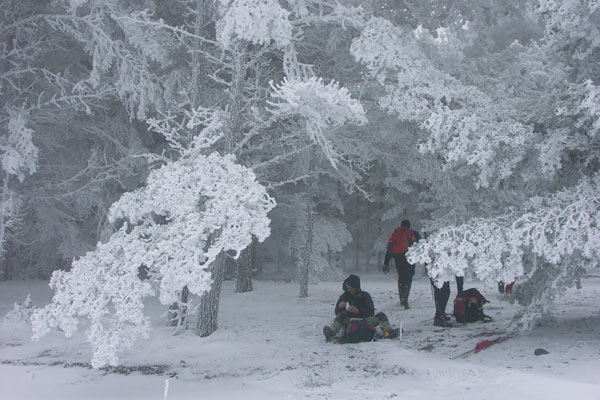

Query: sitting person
<box><xmin>323</xmin><ymin>274</ymin><xmax>399</xmax><ymax>342</ymax></box>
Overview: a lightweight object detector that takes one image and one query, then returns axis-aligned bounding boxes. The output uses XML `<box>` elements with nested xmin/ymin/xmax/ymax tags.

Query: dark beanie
<box><xmin>401</xmin><ymin>219</ymin><xmax>411</xmax><ymax>228</ymax></box>
<box><xmin>343</xmin><ymin>274</ymin><xmax>361</xmax><ymax>291</ymax></box>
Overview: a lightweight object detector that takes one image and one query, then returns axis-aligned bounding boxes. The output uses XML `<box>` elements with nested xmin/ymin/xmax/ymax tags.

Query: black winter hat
<box><xmin>401</xmin><ymin>219</ymin><xmax>411</xmax><ymax>228</ymax></box>
<box><xmin>343</xmin><ymin>274</ymin><xmax>361</xmax><ymax>291</ymax></box>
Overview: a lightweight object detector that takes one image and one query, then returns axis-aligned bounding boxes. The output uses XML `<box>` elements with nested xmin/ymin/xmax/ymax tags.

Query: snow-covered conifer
<box><xmin>32</xmin><ymin>149</ymin><xmax>275</xmax><ymax>367</ymax></box>
<box><xmin>1</xmin><ymin>108</ymin><xmax>38</xmax><ymax>183</ymax></box>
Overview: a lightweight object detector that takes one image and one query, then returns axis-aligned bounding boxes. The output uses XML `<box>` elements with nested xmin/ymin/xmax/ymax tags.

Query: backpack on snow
<box><xmin>344</xmin><ymin>318</ymin><xmax>377</xmax><ymax>343</ymax></box>
<box><xmin>453</xmin><ymin>288</ymin><xmax>492</xmax><ymax>323</ymax></box>
<box><xmin>390</xmin><ymin>228</ymin><xmax>417</xmax><ymax>254</ymax></box>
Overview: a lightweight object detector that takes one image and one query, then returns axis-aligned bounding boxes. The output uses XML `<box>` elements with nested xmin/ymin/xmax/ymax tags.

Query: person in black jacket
<box><xmin>322</xmin><ymin>274</ymin><xmax>399</xmax><ymax>342</ymax></box>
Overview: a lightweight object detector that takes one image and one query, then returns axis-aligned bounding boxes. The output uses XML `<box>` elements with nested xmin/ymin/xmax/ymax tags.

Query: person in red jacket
<box><xmin>383</xmin><ymin>219</ymin><xmax>422</xmax><ymax>309</ymax></box>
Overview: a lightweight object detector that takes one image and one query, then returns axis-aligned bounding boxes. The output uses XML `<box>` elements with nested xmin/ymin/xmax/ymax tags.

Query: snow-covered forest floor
<box><xmin>1</xmin><ymin>271</ymin><xmax>599</xmax><ymax>399</ymax></box>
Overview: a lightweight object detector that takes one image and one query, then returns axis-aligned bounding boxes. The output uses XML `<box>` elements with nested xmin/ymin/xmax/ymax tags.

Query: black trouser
<box><xmin>431</xmin><ymin>276</ymin><xmax>464</xmax><ymax>318</ymax></box>
<box><xmin>393</xmin><ymin>253</ymin><xmax>415</xmax><ymax>302</ymax></box>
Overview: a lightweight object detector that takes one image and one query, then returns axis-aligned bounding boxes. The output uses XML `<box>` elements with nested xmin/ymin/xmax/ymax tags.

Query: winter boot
<box><xmin>323</xmin><ymin>326</ymin><xmax>333</xmax><ymax>342</ymax></box>
<box><xmin>399</xmin><ymin>285</ymin><xmax>408</xmax><ymax>308</ymax></box>
<box><xmin>404</xmin><ymin>283</ymin><xmax>412</xmax><ymax>309</ymax></box>
<box><xmin>433</xmin><ymin>317</ymin><xmax>453</xmax><ymax>328</ymax></box>
<box><xmin>384</xmin><ymin>328</ymin><xmax>400</xmax><ymax>339</ymax></box>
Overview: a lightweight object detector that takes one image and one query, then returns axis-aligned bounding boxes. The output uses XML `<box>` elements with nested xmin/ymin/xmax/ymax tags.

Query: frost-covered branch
<box><xmin>268</xmin><ymin>76</ymin><xmax>367</xmax><ymax>171</ymax></box>
<box><xmin>408</xmin><ymin>175</ymin><xmax>600</xmax><ymax>329</ymax></box>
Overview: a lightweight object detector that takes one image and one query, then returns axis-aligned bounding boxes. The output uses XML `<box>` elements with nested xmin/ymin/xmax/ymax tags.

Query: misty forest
<box><xmin>1</xmin><ymin>0</ymin><xmax>599</xmax><ymax>369</ymax></box>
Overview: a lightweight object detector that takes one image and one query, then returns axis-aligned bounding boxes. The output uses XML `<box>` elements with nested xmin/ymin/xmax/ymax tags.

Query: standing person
<box><xmin>382</xmin><ymin>219</ymin><xmax>421</xmax><ymax>309</ymax></box>
<box><xmin>431</xmin><ymin>276</ymin><xmax>464</xmax><ymax>327</ymax></box>
<box><xmin>323</xmin><ymin>274</ymin><xmax>399</xmax><ymax>342</ymax></box>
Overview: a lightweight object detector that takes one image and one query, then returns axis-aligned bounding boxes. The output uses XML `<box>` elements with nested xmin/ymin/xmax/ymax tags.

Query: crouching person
<box><xmin>323</xmin><ymin>274</ymin><xmax>399</xmax><ymax>342</ymax></box>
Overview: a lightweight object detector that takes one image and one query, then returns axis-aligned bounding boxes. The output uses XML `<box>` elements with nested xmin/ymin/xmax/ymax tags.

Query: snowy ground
<box><xmin>1</xmin><ymin>271</ymin><xmax>599</xmax><ymax>400</ymax></box>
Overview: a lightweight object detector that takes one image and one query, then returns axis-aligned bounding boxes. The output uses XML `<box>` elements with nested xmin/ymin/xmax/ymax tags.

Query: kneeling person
<box><xmin>323</xmin><ymin>274</ymin><xmax>399</xmax><ymax>342</ymax></box>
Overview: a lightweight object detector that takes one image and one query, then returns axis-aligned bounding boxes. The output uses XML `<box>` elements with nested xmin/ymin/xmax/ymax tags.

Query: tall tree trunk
<box><xmin>378</xmin><ymin>186</ymin><xmax>385</xmax><ymax>267</ymax></box>
<box><xmin>193</xmin><ymin>0</ymin><xmax>223</xmax><ymax>336</ymax></box>
<box><xmin>354</xmin><ymin>193</ymin><xmax>360</xmax><ymax>272</ymax></box>
<box><xmin>224</xmin><ymin>254</ymin><xmax>236</xmax><ymax>280</ymax></box>
<box><xmin>196</xmin><ymin>252</ymin><xmax>226</xmax><ymax>337</ymax></box>
<box><xmin>366</xmin><ymin>214</ymin><xmax>371</xmax><ymax>271</ymax></box>
<box><xmin>299</xmin><ymin>146</ymin><xmax>315</xmax><ymax>298</ymax></box>
<box><xmin>0</xmin><ymin>175</ymin><xmax>9</xmax><ymax>280</ymax></box>
<box><xmin>226</xmin><ymin>47</ymin><xmax>254</xmax><ymax>293</ymax></box>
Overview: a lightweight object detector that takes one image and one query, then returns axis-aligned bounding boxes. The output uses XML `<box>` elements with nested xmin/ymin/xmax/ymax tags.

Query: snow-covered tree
<box><xmin>0</xmin><ymin>0</ymin><xmax>152</xmax><ymax>279</ymax></box>
<box><xmin>355</xmin><ymin>0</ymin><xmax>600</xmax><ymax>328</ymax></box>
<box><xmin>268</xmin><ymin>76</ymin><xmax>367</xmax><ymax>296</ymax></box>
<box><xmin>409</xmin><ymin>174</ymin><xmax>600</xmax><ymax>328</ymax></box>
<box><xmin>32</xmin><ymin>145</ymin><xmax>275</xmax><ymax>367</ymax></box>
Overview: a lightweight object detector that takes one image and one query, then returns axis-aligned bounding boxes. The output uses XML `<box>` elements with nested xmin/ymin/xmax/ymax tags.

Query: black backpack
<box><xmin>453</xmin><ymin>288</ymin><xmax>492</xmax><ymax>323</ymax></box>
<box><xmin>344</xmin><ymin>318</ymin><xmax>376</xmax><ymax>343</ymax></box>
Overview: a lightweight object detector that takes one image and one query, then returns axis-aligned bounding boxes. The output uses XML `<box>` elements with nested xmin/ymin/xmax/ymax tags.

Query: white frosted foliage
<box><xmin>351</xmin><ymin>17</ymin><xmax>532</xmax><ymax>188</ymax></box>
<box><xmin>1</xmin><ymin>108</ymin><xmax>39</xmax><ymax>182</ymax></box>
<box><xmin>217</xmin><ymin>0</ymin><xmax>292</xmax><ymax>50</ymax></box>
<box><xmin>32</xmin><ymin>151</ymin><xmax>275</xmax><ymax>368</ymax></box>
<box><xmin>268</xmin><ymin>77</ymin><xmax>367</xmax><ymax>169</ymax></box>
<box><xmin>408</xmin><ymin>175</ymin><xmax>600</xmax><ymax>327</ymax></box>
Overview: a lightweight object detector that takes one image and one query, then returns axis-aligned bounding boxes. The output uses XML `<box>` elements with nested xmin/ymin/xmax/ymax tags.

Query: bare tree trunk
<box><xmin>196</xmin><ymin>252</ymin><xmax>225</xmax><ymax>337</ymax></box>
<box><xmin>193</xmin><ymin>0</ymin><xmax>224</xmax><ymax>337</ymax></box>
<box><xmin>366</xmin><ymin>215</ymin><xmax>370</xmax><ymax>271</ymax></box>
<box><xmin>224</xmin><ymin>254</ymin><xmax>236</xmax><ymax>280</ymax></box>
<box><xmin>299</xmin><ymin>146</ymin><xmax>315</xmax><ymax>298</ymax></box>
<box><xmin>354</xmin><ymin>193</ymin><xmax>360</xmax><ymax>272</ymax></box>
<box><xmin>225</xmin><ymin>44</ymin><xmax>255</xmax><ymax>293</ymax></box>
<box><xmin>378</xmin><ymin>186</ymin><xmax>385</xmax><ymax>266</ymax></box>
<box><xmin>251</xmin><ymin>239</ymin><xmax>260</xmax><ymax>275</ymax></box>
<box><xmin>0</xmin><ymin>175</ymin><xmax>9</xmax><ymax>280</ymax></box>
<box><xmin>235</xmin><ymin>247</ymin><xmax>253</xmax><ymax>292</ymax></box>
<box><xmin>299</xmin><ymin>203</ymin><xmax>313</xmax><ymax>298</ymax></box>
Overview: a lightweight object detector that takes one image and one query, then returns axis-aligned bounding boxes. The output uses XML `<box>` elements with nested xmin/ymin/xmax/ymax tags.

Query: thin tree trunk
<box><xmin>366</xmin><ymin>215</ymin><xmax>370</xmax><ymax>271</ymax></box>
<box><xmin>299</xmin><ymin>202</ymin><xmax>313</xmax><ymax>298</ymax></box>
<box><xmin>354</xmin><ymin>193</ymin><xmax>360</xmax><ymax>272</ymax></box>
<box><xmin>299</xmin><ymin>146</ymin><xmax>315</xmax><ymax>298</ymax></box>
<box><xmin>0</xmin><ymin>175</ymin><xmax>9</xmax><ymax>280</ymax></box>
<box><xmin>378</xmin><ymin>186</ymin><xmax>385</xmax><ymax>266</ymax></box>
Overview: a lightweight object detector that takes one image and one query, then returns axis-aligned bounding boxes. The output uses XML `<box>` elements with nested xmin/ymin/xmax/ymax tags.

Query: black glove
<box><xmin>383</xmin><ymin>264</ymin><xmax>389</xmax><ymax>274</ymax></box>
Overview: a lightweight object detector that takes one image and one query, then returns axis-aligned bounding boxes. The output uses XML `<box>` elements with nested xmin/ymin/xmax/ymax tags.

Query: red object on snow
<box><xmin>475</xmin><ymin>340</ymin><xmax>494</xmax><ymax>352</ymax></box>
<box><xmin>505</xmin><ymin>282</ymin><xmax>515</xmax><ymax>293</ymax></box>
